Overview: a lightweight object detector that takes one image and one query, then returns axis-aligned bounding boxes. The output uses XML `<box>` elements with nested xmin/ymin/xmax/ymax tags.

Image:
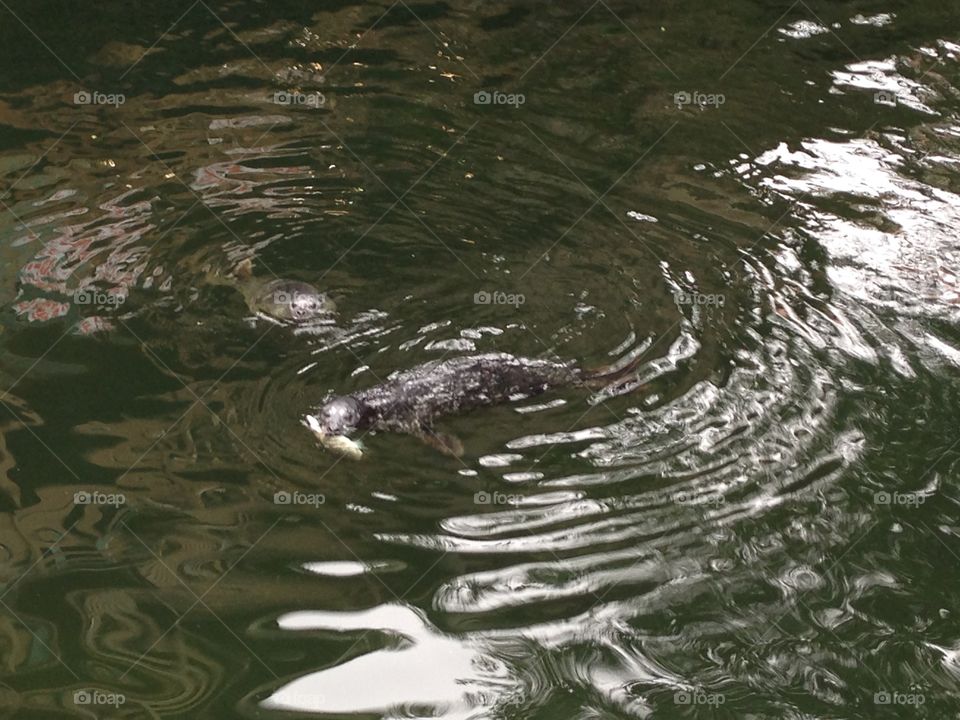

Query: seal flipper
<box><xmin>416</xmin><ymin>426</ymin><xmax>465</xmax><ymax>457</ymax></box>
<box><xmin>234</xmin><ymin>257</ymin><xmax>254</xmax><ymax>279</ymax></box>
<box><xmin>581</xmin><ymin>348</ymin><xmax>651</xmax><ymax>391</ymax></box>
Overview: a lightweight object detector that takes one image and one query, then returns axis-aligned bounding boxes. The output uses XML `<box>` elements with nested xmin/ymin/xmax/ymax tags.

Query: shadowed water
<box><xmin>0</xmin><ymin>1</ymin><xmax>959</xmax><ymax>718</ymax></box>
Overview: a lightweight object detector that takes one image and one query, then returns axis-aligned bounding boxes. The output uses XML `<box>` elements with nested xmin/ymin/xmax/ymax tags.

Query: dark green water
<box><xmin>1</xmin><ymin>1</ymin><xmax>960</xmax><ymax>717</ymax></box>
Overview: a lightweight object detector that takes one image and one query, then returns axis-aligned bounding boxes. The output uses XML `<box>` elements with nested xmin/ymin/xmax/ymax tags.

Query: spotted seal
<box><xmin>304</xmin><ymin>352</ymin><xmax>635</xmax><ymax>460</ymax></box>
<box><xmin>208</xmin><ymin>258</ymin><xmax>336</xmax><ymax>322</ymax></box>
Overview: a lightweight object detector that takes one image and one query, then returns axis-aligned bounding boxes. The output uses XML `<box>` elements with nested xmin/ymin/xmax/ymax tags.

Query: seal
<box><xmin>207</xmin><ymin>258</ymin><xmax>336</xmax><ymax>322</ymax></box>
<box><xmin>303</xmin><ymin>352</ymin><xmax>635</xmax><ymax>459</ymax></box>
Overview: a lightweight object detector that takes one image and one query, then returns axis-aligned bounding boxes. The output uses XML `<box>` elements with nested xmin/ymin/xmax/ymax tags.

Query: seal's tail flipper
<box><xmin>416</xmin><ymin>427</ymin><xmax>465</xmax><ymax>457</ymax></box>
<box><xmin>201</xmin><ymin>257</ymin><xmax>255</xmax><ymax>287</ymax></box>
<box><xmin>581</xmin><ymin>347</ymin><xmax>649</xmax><ymax>392</ymax></box>
<box><xmin>234</xmin><ymin>257</ymin><xmax>254</xmax><ymax>279</ymax></box>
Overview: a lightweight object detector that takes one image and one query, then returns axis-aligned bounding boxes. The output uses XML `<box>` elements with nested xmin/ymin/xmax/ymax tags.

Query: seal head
<box><xmin>304</xmin><ymin>396</ymin><xmax>366</xmax><ymax>460</ymax></box>
<box><xmin>315</xmin><ymin>396</ymin><xmax>363</xmax><ymax>435</ymax></box>
<box><xmin>257</xmin><ymin>280</ymin><xmax>336</xmax><ymax>322</ymax></box>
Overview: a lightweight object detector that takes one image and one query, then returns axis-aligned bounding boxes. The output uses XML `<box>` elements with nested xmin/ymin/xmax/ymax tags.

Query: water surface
<box><xmin>1</xmin><ymin>1</ymin><xmax>960</xmax><ymax>718</ymax></box>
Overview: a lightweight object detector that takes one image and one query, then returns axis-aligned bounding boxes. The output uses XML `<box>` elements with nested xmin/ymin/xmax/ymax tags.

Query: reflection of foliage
<box><xmin>11</xmin><ymin>298</ymin><xmax>70</xmax><ymax>323</ymax></box>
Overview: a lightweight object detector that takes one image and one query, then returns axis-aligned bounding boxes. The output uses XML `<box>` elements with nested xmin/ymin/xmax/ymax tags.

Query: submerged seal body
<box><xmin>244</xmin><ymin>277</ymin><xmax>336</xmax><ymax>322</ymax></box>
<box><xmin>305</xmin><ymin>353</ymin><xmax>585</xmax><ymax>459</ymax></box>
<box><xmin>207</xmin><ymin>258</ymin><xmax>336</xmax><ymax>323</ymax></box>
